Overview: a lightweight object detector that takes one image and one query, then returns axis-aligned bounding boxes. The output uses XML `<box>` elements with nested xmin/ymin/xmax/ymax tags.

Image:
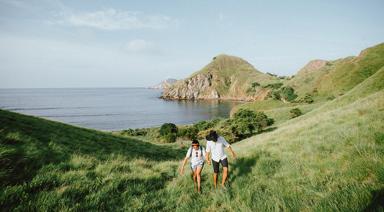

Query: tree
<box><xmin>230</xmin><ymin>109</ymin><xmax>274</xmax><ymax>139</ymax></box>
<box><xmin>280</xmin><ymin>86</ymin><xmax>298</xmax><ymax>102</ymax></box>
<box><xmin>159</xmin><ymin>123</ymin><xmax>178</xmax><ymax>142</ymax></box>
<box><xmin>178</xmin><ymin>126</ymin><xmax>198</xmax><ymax>140</ymax></box>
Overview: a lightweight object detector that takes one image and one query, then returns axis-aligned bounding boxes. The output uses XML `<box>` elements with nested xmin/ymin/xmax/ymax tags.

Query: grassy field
<box><xmin>1</xmin><ymin>68</ymin><xmax>384</xmax><ymax>211</ymax></box>
<box><xmin>231</xmin><ymin>99</ymin><xmax>326</xmax><ymax>125</ymax></box>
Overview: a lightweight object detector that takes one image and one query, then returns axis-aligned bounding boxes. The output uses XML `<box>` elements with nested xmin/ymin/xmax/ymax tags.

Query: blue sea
<box><xmin>0</xmin><ymin>88</ymin><xmax>242</xmax><ymax>130</ymax></box>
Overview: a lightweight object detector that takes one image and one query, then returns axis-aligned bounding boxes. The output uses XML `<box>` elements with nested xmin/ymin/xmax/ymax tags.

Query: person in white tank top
<box><xmin>179</xmin><ymin>139</ymin><xmax>207</xmax><ymax>193</ymax></box>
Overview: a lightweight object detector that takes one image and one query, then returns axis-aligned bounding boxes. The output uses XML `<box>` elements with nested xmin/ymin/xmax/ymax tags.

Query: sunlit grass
<box><xmin>1</xmin><ymin>67</ymin><xmax>384</xmax><ymax>210</ymax></box>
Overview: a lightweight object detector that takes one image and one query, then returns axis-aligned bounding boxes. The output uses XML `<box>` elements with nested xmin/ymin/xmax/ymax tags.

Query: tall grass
<box><xmin>1</xmin><ymin>67</ymin><xmax>384</xmax><ymax>211</ymax></box>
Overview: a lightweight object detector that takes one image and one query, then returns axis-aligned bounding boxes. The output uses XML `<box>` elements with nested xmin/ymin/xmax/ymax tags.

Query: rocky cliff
<box><xmin>161</xmin><ymin>54</ymin><xmax>276</xmax><ymax>101</ymax></box>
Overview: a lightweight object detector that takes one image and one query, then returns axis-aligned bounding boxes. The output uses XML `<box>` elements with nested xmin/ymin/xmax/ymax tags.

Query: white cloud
<box><xmin>124</xmin><ymin>39</ymin><xmax>155</xmax><ymax>52</ymax></box>
<box><xmin>54</xmin><ymin>8</ymin><xmax>177</xmax><ymax>30</ymax></box>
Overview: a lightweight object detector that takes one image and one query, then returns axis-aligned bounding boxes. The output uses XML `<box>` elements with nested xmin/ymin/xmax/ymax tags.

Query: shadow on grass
<box><xmin>0</xmin><ymin>109</ymin><xmax>185</xmax><ymax>186</ymax></box>
<box><xmin>230</xmin><ymin>157</ymin><xmax>257</xmax><ymax>185</ymax></box>
<box><xmin>364</xmin><ymin>188</ymin><xmax>384</xmax><ymax>211</ymax></box>
<box><xmin>261</xmin><ymin>126</ymin><xmax>277</xmax><ymax>133</ymax></box>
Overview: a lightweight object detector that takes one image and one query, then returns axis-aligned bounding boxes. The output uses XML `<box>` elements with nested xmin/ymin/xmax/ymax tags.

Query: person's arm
<box><xmin>205</xmin><ymin>143</ymin><xmax>211</xmax><ymax>165</ymax></box>
<box><xmin>227</xmin><ymin>145</ymin><xmax>236</xmax><ymax>159</ymax></box>
<box><xmin>179</xmin><ymin>157</ymin><xmax>188</xmax><ymax>175</ymax></box>
<box><xmin>206</xmin><ymin>152</ymin><xmax>211</xmax><ymax>165</ymax></box>
<box><xmin>180</xmin><ymin>148</ymin><xmax>191</xmax><ymax>175</ymax></box>
<box><xmin>222</xmin><ymin>137</ymin><xmax>236</xmax><ymax>159</ymax></box>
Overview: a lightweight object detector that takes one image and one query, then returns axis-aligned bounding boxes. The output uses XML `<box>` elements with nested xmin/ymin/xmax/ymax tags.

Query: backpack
<box><xmin>189</xmin><ymin>146</ymin><xmax>203</xmax><ymax>158</ymax></box>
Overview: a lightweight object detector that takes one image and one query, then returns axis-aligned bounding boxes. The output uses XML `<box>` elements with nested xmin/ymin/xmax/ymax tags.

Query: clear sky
<box><xmin>0</xmin><ymin>0</ymin><xmax>383</xmax><ymax>88</ymax></box>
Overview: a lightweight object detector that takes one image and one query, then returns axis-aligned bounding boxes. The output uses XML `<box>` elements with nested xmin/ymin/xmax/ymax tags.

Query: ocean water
<box><xmin>0</xmin><ymin>88</ymin><xmax>242</xmax><ymax>130</ymax></box>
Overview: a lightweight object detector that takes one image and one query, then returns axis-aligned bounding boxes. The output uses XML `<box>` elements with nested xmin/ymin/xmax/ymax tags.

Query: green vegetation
<box><xmin>159</xmin><ymin>123</ymin><xmax>178</xmax><ymax>143</ymax></box>
<box><xmin>121</xmin><ymin>128</ymin><xmax>148</xmax><ymax>136</ymax></box>
<box><xmin>178</xmin><ymin>125</ymin><xmax>199</xmax><ymax>140</ymax></box>
<box><xmin>286</xmin><ymin>43</ymin><xmax>384</xmax><ymax>98</ymax></box>
<box><xmin>251</xmin><ymin>82</ymin><xmax>260</xmax><ymax>88</ymax></box>
<box><xmin>0</xmin><ymin>109</ymin><xmax>183</xmax><ymax>211</ymax></box>
<box><xmin>262</xmin><ymin>82</ymin><xmax>283</xmax><ymax>89</ymax></box>
<box><xmin>221</xmin><ymin>109</ymin><xmax>274</xmax><ymax>141</ymax></box>
<box><xmin>290</xmin><ymin>108</ymin><xmax>303</xmax><ymax>118</ymax></box>
<box><xmin>280</xmin><ymin>86</ymin><xmax>298</xmax><ymax>102</ymax></box>
<box><xmin>1</xmin><ymin>43</ymin><xmax>384</xmax><ymax>211</ymax></box>
<box><xmin>302</xmin><ymin>93</ymin><xmax>314</xmax><ymax>103</ymax></box>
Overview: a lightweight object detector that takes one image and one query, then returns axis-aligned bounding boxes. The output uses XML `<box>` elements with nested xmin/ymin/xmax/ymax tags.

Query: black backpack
<box><xmin>189</xmin><ymin>146</ymin><xmax>203</xmax><ymax>158</ymax></box>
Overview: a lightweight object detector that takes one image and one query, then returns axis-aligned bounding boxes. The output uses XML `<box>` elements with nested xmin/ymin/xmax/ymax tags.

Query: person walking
<box><xmin>179</xmin><ymin>139</ymin><xmax>207</xmax><ymax>193</ymax></box>
<box><xmin>205</xmin><ymin>130</ymin><xmax>236</xmax><ymax>189</ymax></box>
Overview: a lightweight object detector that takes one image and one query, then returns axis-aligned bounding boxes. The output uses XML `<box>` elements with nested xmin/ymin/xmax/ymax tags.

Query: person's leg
<box><xmin>212</xmin><ymin>160</ymin><xmax>219</xmax><ymax>189</ymax></box>
<box><xmin>191</xmin><ymin>166</ymin><xmax>197</xmax><ymax>191</ymax></box>
<box><xmin>222</xmin><ymin>167</ymin><xmax>228</xmax><ymax>187</ymax></box>
<box><xmin>213</xmin><ymin>173</ymin><xmax>218</xmax><ymax>189</ymax></box>
<box><xmin>221</xmin><ymin>158</ymin><xmax>229</xmax><ymax>187</ymax></box>
<box><xmin>195</xmin><ymin>165</ymin><xmax>203</xmax><ymax>193</ymax></box>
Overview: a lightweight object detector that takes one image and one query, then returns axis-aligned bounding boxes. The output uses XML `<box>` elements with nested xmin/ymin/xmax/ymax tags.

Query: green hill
<box><xmin>161</xmin><ymin>54</ymin><xmax>278</xmax><ymax>101</ymax></box>
<box><xmin>286</xmin><ymin>43</ymin><xmax>384</xmax><ymax>98</ymax></box>
<box><xmin>233</xmin><ymin>43</ymin><xmax>384</xmax><ymax>123</ymax></box>
<box><xmin>1</xmin><ymin>43</ymin><xmax>384</xmax><ymax>211</ymax></box>
<box><xmin>1</xmin><ymin>66</ymin><xmax>384</xmax><ymax>210</ymax></box>
<box><xmin>0</xmin><ymin>111</ymin><xmax>184</xmax><ymax>211</ymax></box>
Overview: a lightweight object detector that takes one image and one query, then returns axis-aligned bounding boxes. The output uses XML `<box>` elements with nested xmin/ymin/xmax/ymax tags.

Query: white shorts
<box><xmin>191</xmin><ymin>162</ymin><xmax>204</xmax><ymax>171</ymax></box>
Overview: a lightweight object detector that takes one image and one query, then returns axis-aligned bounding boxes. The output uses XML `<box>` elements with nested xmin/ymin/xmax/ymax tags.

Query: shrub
<box><xmin>228</xmin><ymin>109</ymin><xmax>274</xmax><ymax>140</ymax></box>
<box><xmin>252</xmin><ymin>82</ymin><xmax>260</xmax><ymax>88</ymax></box>
<box><xmin>159</xmin><ymin>123</ymin><xmax>178</xmax><ymax>143</ymax></box>
<box><xmin>122</xmin><ymin>128</ymin><xmax>148</xmax><ymax>136</ymax></box>
<box><xmin>290</xmin><ymin>108</ymin><xmax>303</xmax><ymax>118</ymax></box>
<box><xmin>247</xmin><ymin>82</ymin><xmax>261</xmax><ymax>93</ymax></box>
<box><xmin>280</xmin><ymin>86</ymin><xmax>298</xmax><ymax>102</ymax></box>
<box><xmin>263</xmin><ymin>82</ymin><xmax>283</xmax><ymax>89</ymax></box>
<box><xmin>272</xmin><ymin>90</ymin><xmax>281</xmax><ymax>100</ymax></box>
<box><xmin>193</xmin><ymin>119</ymin><xmax>220</xmax><ymax>132</ymax></box>
<box><xmin>303</xmin><ymin>93</ymin><xmax>314</xmax><ymax>104</ymax></box>
<box><xmin>178</xmin><ymin>126</ymin><xmax>198</xmax><ymax>140</ymax></box>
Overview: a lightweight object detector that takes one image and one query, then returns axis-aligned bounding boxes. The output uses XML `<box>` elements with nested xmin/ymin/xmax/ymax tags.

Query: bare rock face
<box><xmin>161</xmin><ymin>54</ymin><xmax>275</xmax><ymax>101</ymax></box>
<box><xmin>162</xmin><ymin>73</ymin><xmax>216</xmax><ymax>99</ymax></box>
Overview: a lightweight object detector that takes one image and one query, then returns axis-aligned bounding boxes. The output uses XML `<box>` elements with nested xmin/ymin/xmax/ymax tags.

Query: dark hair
<box><xmin>192</xmin><ymin>139</ymin><xmax>199</xmax><ymax>145</ymax></box>
<box><xmin>207</xmin><ymin>130</ymin><xmax>218</xmax><ymax>142</ymax></box>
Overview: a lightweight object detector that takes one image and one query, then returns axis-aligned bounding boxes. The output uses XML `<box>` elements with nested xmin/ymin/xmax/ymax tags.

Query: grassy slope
<box><xmin>231</xmin><ymin>99</ymin><xmax>326</xmax><ymax>125</ymax></box>
<box><xmin>317</xmin><ymin>43</ymin><xmax>384</xmax><ymax>96</ymax></box>
<box><xmin>0</xmin><ymin>111</ymin><xmax>184</xmax><ymax>211</ymax></box>
<box><xmin>1</xmin><ymin>68</ymin><xmax>384</xmax><ymax>211</ymax></box>
<box><xmin>287</xmin><ymin>43</ymin><xmax>384</xmax><ymax>97</ymax></box>
<box><xmin>164</xmin><ymin>67</ymin><xmax>384</xmax><ymax>211</ymax></box>
<box><xmin>232</xmin><ymin>43</ymin><xmax>384</xmax><ymax>124</ymax></box>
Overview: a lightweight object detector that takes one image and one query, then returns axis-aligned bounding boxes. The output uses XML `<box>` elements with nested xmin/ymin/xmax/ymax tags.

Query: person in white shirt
<box><xmin>179</xmin><ymin>139</ymin><xmax>207</xmax><ymax>193</ymax></box>
<box><xmin>205</xmin><ymin>130</ymin><xmax>236</xmax><ymax>189</ymax></box>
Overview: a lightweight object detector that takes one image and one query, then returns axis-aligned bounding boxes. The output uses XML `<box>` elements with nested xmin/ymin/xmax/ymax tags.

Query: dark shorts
<box><xmin>212</xmin><ymin>158</ymin><xmax>228</xmax><ymax>173</ymax></box>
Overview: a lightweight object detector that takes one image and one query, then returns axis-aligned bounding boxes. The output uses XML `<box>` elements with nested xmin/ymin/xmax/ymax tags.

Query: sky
<box><xmin>0</xmin><ymin>0</ymin><xmax>383</xmax><ymax>88</ymax></box>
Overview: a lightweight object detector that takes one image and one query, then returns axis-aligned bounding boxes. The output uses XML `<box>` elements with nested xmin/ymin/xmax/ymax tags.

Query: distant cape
<box><xmin>149</xmin><ymin>78</ymin><xmax>178</xmax><ymax>90</ymax></box>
